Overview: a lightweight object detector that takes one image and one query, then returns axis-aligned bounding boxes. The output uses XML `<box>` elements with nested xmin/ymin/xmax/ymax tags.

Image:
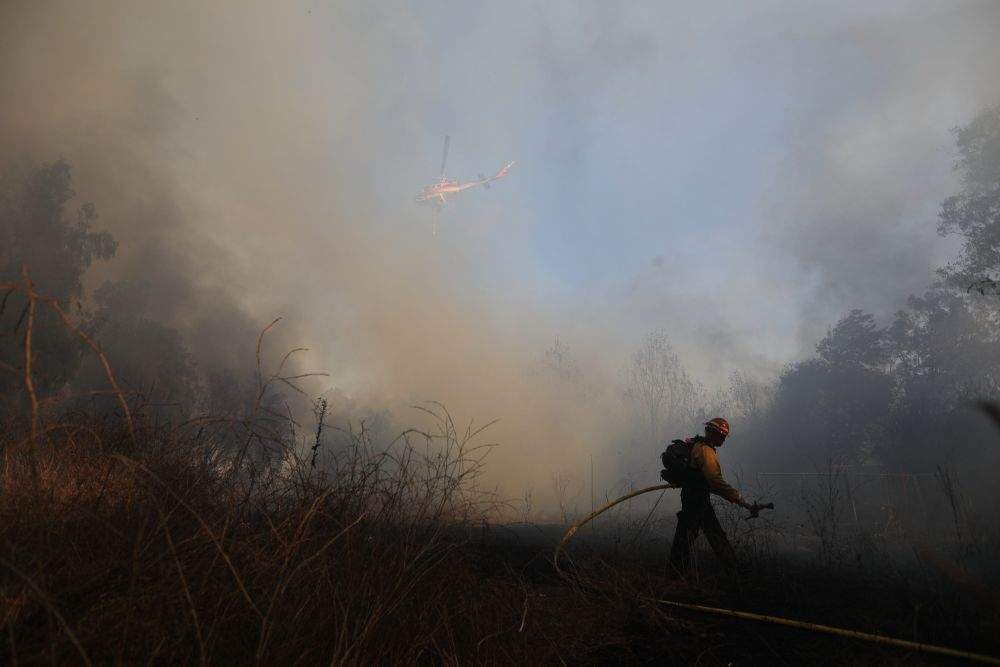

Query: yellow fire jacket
<box><xmin>690</xmin><ymin>441</ymin><xmax>743</xmax><ymax>504</ymax></box>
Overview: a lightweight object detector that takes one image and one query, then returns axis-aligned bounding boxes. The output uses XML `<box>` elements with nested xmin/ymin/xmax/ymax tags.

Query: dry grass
<box><xmin>3</xmin><ymin>405</ymin><xmax>743</xmax><ymax>664</ymax></box>
<box><xmin>0</xmin><ymin>275</ymin><xmax>569</xmax><ymax>664</ymax></box>
<box><xmin>0</xmin><ymin>407</ymin><xmax>534</xmax><ymax>664</ymax></box>
<box><xmin>5</xmin><ymin>418</ymin><xmax>1000</xmax><ymax>665</ymax></box>
<box><xmin>2</xmin><ymin>275</ymin><xmax>999</xmax><ymax>664</ymax></box>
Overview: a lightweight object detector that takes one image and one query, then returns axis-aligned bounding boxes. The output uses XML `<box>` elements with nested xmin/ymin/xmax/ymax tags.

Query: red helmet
<box><xmin>705</xmin><ymin>417</ymin><xmax>730</xmax><ymax>438</ymax></box>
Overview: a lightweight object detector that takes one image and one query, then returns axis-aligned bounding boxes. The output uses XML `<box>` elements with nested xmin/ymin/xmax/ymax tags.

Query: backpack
<box><xmin>659</xmin><ymin>436</ymin><xmax>704</xmax><ymax>486</ymax></box>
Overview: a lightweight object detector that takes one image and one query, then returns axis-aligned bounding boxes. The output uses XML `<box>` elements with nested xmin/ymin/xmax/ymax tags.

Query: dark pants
<box><xmin>669</xmin><ymin>485</ymin><xmax>736</xmax><ymax>572</ymax></box>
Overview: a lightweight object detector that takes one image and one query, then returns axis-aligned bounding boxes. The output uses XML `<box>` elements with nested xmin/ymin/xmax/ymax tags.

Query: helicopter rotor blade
<box><xmin>439</xmin><ymin>135</ymin><xmax>451</xmax><ymax>177</ymax></box>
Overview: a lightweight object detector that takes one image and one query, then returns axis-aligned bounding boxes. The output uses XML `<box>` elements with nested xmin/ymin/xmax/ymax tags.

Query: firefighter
<box><xmin>667</xmin><ymin>417</ymin><xmax>752</xmax><ymax>573</ymax></box>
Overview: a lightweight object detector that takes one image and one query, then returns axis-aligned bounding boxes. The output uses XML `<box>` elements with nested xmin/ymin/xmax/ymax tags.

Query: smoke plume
<box><xmin>3</xmin><ymin>1</ymin><xmax>999</xmax><ymax>505</ymax></box>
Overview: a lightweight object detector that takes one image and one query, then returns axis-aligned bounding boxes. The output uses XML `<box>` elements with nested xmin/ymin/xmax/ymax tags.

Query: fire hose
<box><xmin>553</xmin><ymin>483</ymin><xmax>1000</xmax><ymax>665</ymax></box>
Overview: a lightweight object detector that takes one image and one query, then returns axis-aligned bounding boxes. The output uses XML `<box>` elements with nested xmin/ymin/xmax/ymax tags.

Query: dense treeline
<box><xmin>611</xmin><ymin>108</ymin><xmax>1000</xmax><ymax>493</ymax></box>
<box><xmin>0</xmin><ymin>160</ymin><xmax>273</xmax><ymax>427</ymax></box>
<box><xmin>741</xmin><ymin>106</ymin><xmax>1000</xmax><ymax>479</ymax></box>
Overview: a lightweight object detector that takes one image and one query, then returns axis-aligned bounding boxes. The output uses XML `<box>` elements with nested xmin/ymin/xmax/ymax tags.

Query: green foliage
<box><xmin>0</xmin><ymin>160</ymin><xmax>117</xmax><ymax>402</ymax></box>
<box><xmin>0</xmin><ymin>160</ymin><xmax>116</xmax><ymax>298</ymax></box>
<box><xmin>750</xmin><ymin>107</ymin><xmax>1000</xmax><ymax>474</ymax></box>
<box><xmin>938</xmin><ymin>105</ymin><xmax>1000</xmax><ymax>290</ymax></box>
<box><xmin>72</xmin><ymin>280</ymin><xmax>200</xmax><ymax>421</ymax></box>
<box><xmin>0</xmin><ymin>161</ymin><xmax>207</xmax><ymax>424</ymax></box>
<box><xmin>762</xmin><ymin>312</ymin><xmax>893</xmax><ymax>468</ymax></box>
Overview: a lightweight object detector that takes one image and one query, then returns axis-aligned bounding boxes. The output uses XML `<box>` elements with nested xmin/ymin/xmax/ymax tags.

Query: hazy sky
<box><xmin>296</xmin><ymin>0</ymin><xmax>998</xmax><ymax>377</ymax></box>
<box><xmin>4</xmin><ymin>0</ymin><xmax>1000</xmax><ymax>496</ymax></box>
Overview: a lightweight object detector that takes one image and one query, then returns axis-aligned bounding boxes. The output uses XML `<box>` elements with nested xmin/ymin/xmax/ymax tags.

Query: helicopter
<box><xmin>416</xmin><ymin>135</ymin><xmax>514</xmax><ymax>208</ymax></box>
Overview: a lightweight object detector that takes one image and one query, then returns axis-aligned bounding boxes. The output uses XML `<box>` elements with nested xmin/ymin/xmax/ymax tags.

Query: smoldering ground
<box><xmin>3</xmin><ymin>1</ymin><xmax>1000</xmax><ymax>513</ymax></box>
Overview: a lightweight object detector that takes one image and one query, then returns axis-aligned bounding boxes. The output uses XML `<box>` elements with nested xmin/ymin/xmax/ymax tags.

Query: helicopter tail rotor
<box><xmin>494</xmin><ymin>161</ymin><xmax>514</xmax><ymax>180</ymax></box>
<box><xmin>439</xmin><ymin>135</ymin><xmax>451</xmax><ymax>177</ymax></box>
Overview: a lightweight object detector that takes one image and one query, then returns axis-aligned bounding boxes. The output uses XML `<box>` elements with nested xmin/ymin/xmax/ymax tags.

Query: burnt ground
<box><xmin>2</xmin><ymin>427</ymin><xmax>996</xmax><ymax>665</ymax></box>
<box><xmin>459</xmin><ymin>523</ymin><xmax>1000</xmax><ymax>665</ymax></box>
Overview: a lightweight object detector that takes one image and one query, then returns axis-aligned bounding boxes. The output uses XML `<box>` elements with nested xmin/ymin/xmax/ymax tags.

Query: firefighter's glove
<box><xmin>744</xmin><ymin>501</ymin><xmax>774</xmax><ymax>521</ymax></box>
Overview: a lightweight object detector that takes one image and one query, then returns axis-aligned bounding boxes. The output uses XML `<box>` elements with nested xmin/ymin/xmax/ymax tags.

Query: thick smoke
<box><xmin>759</xmin><ymin>1</ymin><xmax>1000</xmax><ymax>346</ymax></box>
<box><xmin>0</xmin><ymin>1</ymin><xmax>624</xmax><ymax>504</ymax></box>
<box><xmin>0</xmin><ymin>1</ymin><xmax>306</xmax><ymax>385</ymax></box>
<box><xmin>2</xmin><ymin>1</ymin><xmax>999</xmax><ymax>507</ymax></box>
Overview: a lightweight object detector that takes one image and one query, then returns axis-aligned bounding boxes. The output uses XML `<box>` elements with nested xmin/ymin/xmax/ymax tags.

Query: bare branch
<box><xmin>20</xmin><ymin>266</ymin><xmax>38</xmax><ymax>442</ymax></box>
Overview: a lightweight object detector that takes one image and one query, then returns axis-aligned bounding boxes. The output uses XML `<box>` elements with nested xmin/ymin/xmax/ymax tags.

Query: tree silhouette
<box><xmin>70</xmin><ymin>279</ymin><xmax>200</xmax><ymax>421</ymax></box>
<box><xmin>938</xmin><ymin>105</ymin><xmax>1000</xmax><ymax>297</ymax></box>
<box><xmin>0</xmin><ymin>160</ymin><xmax>116</xmax><ymax>402</ymax></box>
<box><xmin>746</xmin><ymin>108</ymin><xmax>1000</xmax><ymax>476</ymax></box>
<box><xmin>622</xmin><ymin>329</ymin><xmax>704</xmax><ymax>449</ymax></box>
